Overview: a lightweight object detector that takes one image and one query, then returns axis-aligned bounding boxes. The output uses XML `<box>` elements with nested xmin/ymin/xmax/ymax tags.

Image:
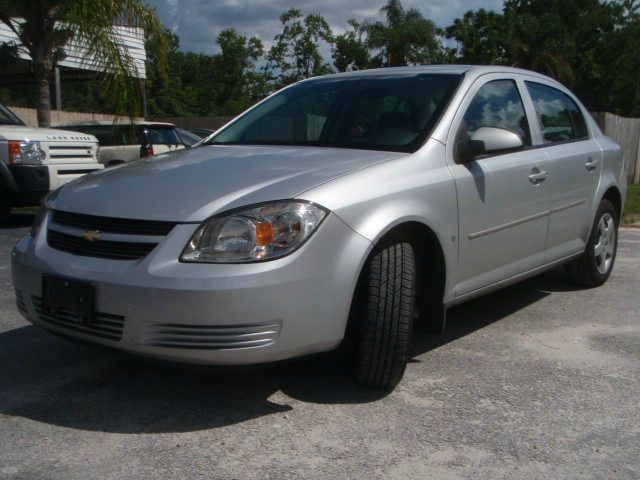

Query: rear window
<box><xmin>145</xmin><ymin>126</ymin><xmax>180</xmax><ymax>145</ymax></box>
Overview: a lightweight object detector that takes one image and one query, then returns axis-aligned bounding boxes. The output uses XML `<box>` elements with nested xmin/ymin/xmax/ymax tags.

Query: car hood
<box><xmin>49</xmin><ymin>145</ymin><xmax>407</xmax><ymax>222</ymax></box>
<box><xmin>0</xmin><ymin>125</ymin><xmax>97</xmax><ymax>143</ymax></box>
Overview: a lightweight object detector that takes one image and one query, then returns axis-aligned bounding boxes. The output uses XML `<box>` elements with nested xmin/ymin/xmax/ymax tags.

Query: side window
<box><xmin>525</xmin><ymin>82</ymin><xmax>588</xmax><ymax>144</ymax></box>
<box><xmin>459</xmin><ymin>79</ymin><xmax>531</xmax><ymax>147</ymax></box>
<box><xmin>73</xmin><ymin>126</ymin><xmax>113</xmax><ymax>146</ymax></box>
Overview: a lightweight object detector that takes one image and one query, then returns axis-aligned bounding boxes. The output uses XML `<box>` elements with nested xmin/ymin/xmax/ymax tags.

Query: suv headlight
<box><xmin>8</xmin><ymin>140</ymin><xmax>46</xmax><ymax>164</ymax></box>
<box><xmin>181</xmin><ymin>201</ymin><xmax>328</xmax><ymax>263</ymax></box>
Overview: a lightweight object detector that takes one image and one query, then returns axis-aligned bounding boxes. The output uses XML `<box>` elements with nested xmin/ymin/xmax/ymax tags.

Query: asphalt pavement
<box><xmin>1</xmin><ymin>214</ymin><xmax>638</xmax><ymax>479</ymax></box>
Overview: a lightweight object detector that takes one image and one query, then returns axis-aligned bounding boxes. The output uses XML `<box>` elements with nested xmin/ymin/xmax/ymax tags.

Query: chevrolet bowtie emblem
<box><xmin>82</xmin><ymin>230</ymin><xmax>102</xmax><ymax>242</ymax></box>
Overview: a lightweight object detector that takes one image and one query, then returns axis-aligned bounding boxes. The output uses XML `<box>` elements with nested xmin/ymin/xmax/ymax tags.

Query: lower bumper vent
<box><xmin>32</xmin><ymin>295</ymin><xmax>125</xmax><ymax>341</ymax></box>
<box><xmin>143</xmin><ymin>321</ymin><xmax>282</xmax><ymax>350</ymax></box>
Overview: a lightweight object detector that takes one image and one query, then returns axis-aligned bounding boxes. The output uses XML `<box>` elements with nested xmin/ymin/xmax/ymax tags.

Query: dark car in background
<box><xmin>185</xmin><ymin>127</ymin><xmax>215</xmax><ymax>139</ymax></box>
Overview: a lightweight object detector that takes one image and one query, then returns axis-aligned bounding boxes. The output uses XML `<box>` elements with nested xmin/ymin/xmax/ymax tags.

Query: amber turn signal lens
<box><xmin>255</xmin><ymin>221</ymin><xmax>275</xmax><ymax>246</ymax></box>
<box><xmin>8</xmin><ymin>141</ymin><xmax>21</xmax><ymax>164</ymax></box>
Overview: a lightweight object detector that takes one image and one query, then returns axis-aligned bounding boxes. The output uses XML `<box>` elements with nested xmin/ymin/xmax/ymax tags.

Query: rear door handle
<box><xmin>585</xmin><ymin>157</ymin><xmax>599</xmax><ymax>172</ymax></box>
<box><xmin>529</xmin><ymin>168</ymin><xmax>548</xmax><ymax>185</ymax></box>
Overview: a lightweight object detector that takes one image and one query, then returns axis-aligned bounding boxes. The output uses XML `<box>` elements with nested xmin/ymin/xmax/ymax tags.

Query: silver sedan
<box><xmin>12</xmin><ymin>66</ymin><xmax>627</xmax><ymax>388</ymax></box>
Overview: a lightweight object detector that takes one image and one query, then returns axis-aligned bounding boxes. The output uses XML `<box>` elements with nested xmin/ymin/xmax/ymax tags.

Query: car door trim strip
<box><xmin>468</xmin><ymin>199</ymin><xmax>586</xmax><ymax>240</ymax></box>
<box><xmin>549</xmin><ymin>199</ymin><xmax>586</xmax><ymax>214</ymax></box>
<box><xmin>468</xmin><ymin>210</ymin><xmax>550</xmax><ymax>239</ymax></box>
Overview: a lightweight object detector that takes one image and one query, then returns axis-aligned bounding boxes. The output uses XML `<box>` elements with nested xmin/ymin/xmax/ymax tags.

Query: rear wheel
<box><xmin>566</xmin><ymin>199</ymin><xmax>618</xmax><ymax>287</ymax></box>
<box><xmin>355</xmin><ymin>237</ymin><xmax>416</xmax><ymax>388</ymax></box>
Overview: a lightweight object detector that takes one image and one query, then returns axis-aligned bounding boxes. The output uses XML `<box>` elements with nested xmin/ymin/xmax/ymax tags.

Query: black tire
<box><xmin>565</xmin><ymin>199</ymin><xmax>618</xmax><ymax>287</ymax></box>
<box><xmin>355</xmin><ymin>237</ymin><xmax>416</xmax><ymax>388</ymax></box>
<box><xmin>0</xmin><ymin>191</ymin><xmax>12</xmax><ymax>225</ymax></box>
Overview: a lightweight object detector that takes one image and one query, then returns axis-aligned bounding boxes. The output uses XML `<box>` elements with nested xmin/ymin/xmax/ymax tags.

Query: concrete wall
<box><xmin>9</xmin><ymin>106</ymin><xmax>142</xmax><ymax>127</ymax></box>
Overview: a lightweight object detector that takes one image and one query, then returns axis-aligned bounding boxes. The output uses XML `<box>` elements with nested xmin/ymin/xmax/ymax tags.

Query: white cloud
<box><xmin>149</xmin><ymin>0</ymin><xmax>504</xmax><ymax>54</ymax></box>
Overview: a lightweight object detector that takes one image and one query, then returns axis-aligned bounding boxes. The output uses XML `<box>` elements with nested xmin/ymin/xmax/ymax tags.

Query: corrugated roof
<box><xmin>0</xmin><ymin>20</ymin><xmax>146</xmax><ymax>78</ymax></box>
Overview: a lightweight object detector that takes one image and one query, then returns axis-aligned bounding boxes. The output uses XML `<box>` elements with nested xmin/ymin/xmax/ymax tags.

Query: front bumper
<box><xmin>9</xmin><ymin>164</ymin><xmax>102</xmax><ymax>206</ymax></box>
<box><xmin>8</xmin><ymin>164</ymin><xmax>50</xmax><ymax>205</ymax></box>
<box><xmin>12</xmin><ymin>213</ymin><xmax>371</xmax><ymax>365</ymax></box>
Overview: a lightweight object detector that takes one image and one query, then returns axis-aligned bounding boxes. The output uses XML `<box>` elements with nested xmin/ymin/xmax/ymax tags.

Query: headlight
<box><xmin>30</xmin><ymin>205</ymin><xmax>48</xmax><ymax>238</ymax></box>
<box><xmin>181</xmin><ymin>201</ymin><xmax>328</xmax><ymax>263</ymax></box>
<box><xmin>8</xmin><ymin>140</ymin><xmax>46</xmax><ymax>164</ymax></box>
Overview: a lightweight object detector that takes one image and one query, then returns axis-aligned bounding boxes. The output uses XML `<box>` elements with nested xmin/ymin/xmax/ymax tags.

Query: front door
<box><xmin>448</xmin><ymin>76</ymin><xmax>551</xmax><ymax>296</ymax></box>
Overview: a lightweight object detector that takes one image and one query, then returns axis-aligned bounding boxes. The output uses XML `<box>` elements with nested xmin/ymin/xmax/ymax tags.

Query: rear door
<box><xmin>447</xmin><ymin>75</ymin><xmax>552</xmax><ymax>296</ymax></box>
<box><xmin>524</xmin><ymin>80</ymin><xmax>601</xmax><ymax>261</ymax></box>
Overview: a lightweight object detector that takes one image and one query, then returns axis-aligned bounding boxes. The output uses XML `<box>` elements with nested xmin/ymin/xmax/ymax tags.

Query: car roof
<box><xmin>303</xmin><ymin>65</ymin><xmax>559</xmax><ymax>85</ymax></box>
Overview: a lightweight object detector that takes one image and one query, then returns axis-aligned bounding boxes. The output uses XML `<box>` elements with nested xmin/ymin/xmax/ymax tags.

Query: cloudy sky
<box><xmin>148</xmin><ymin>0</ymin><xmax>503</xmax><ymax>54</ymax></box>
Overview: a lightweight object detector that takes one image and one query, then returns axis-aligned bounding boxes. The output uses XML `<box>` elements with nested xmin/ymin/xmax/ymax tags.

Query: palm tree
<box><xmin>0</xmin><ymin>0</ymin><xmax>167</xmax><ymax>127</ymax></box>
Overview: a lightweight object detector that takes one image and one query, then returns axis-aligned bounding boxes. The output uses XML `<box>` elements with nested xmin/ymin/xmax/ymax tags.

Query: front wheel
<box><xmin>355</xmin><ymin>237</ymin><xmax>416</xmax><ymax>388</ymax></box>
<box><xmin>566</xmin><ymin>199</ymin><xmax>618</xmax><ymax>287</ymax></box>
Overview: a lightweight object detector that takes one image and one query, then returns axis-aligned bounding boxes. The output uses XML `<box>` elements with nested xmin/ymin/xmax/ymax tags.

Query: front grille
<box><xmin>32</xmin><ymin>295</ymin><xmax>125</xmax><ymax>341</ymax></box>
<box><xmin>15</xmin><ymin>289</ymin><xmax>27</xmax><ymax>314</ymax></box>
<box><xmin>47</xmin><ymin>210</ymin><xmax>178</xmax><ymax>261</ymax></box>
<box><xmin>143</xmin><ymin>321</ymin><xmax>282</xmax><ymax>350</ymax></box>
<box><xmin>48</xmin><ymin>229</ymin><xmax>156</xmax><ymax>260</ymax></box>
<box><xmin>52</xmin><ymin>210</ymin><xmax>176</xmax><ymax>236</ymax></box>
<box><xmin>48</xmin><ymin>144</ymin><xmax>94</xmax><ymax>160</ymax></box>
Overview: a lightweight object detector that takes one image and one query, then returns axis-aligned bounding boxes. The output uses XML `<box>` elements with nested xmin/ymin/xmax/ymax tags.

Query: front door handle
<box><xmin>585</xmin><ymin>157</ymin><xmax>599</xmax><ymax>172</ymax></box>
<box><xmin>529</xmin><ymin>167</ymin><xmax>548</xmax><ymax>185</ymax></box>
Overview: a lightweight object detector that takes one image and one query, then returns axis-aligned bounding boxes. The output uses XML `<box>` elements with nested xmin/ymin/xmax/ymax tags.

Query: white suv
<box><xmin>0</xmin><ymin>103</ymin><xmax>102</xmax><ymax>223</ymax></box>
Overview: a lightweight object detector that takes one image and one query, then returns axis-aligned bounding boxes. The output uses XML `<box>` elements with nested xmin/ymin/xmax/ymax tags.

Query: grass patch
<box><xmin>622</xmin><ymin>183</ymin><xmax>640</xmax><ymax>225</ymax></box>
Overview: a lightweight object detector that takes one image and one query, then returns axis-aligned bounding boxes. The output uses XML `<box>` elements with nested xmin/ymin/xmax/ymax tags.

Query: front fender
<box><xmin>299</xmin><ymin>140</ymin><xmax>460</xmax><ymax>302</ymax></box>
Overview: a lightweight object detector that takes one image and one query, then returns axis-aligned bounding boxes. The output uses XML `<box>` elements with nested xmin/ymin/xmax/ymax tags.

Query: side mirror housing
<box><xmin>457</xmin><ymin>127</ymin><xmax>524</xmax><ymax>163</ymax></box>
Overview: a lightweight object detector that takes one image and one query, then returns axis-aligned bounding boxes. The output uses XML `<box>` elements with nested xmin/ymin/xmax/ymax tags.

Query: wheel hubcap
<box><xmin>594</xmin><ymin>212</ymin><xmax>615</xmax><ymax>275</ymax></box>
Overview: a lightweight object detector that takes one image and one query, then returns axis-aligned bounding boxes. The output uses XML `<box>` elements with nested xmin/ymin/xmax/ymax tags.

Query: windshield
<box><xmin>0</xmin><ymin>104</ymin><xmax>26</xmax><ymax>126</ymax></box>
<box><xmin>207</xmin><ymin>73</ymin><xmax>461</xmax><ymax>152</ymax></box>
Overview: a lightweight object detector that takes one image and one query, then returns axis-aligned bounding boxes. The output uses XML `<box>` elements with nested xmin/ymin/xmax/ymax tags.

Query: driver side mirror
<box><xmin>457</xmin><ymin>127</ymin><xmax>524</xmax><ymax>163</ymax></box>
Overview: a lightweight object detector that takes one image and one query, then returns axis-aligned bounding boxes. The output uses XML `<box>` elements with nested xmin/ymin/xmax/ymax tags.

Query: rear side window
<box><xmin>525</xmin><ymin>82</ymin><xmax>588</xmax><ymax>144</ymax></box>
<box><xmin>66</xmin><ymin>125</ymin><xmax>113</xmax><ymax>145</ymax></box>
<box><xmin>460</xmin><ymin>79</ymin><xmax>531</xmax><ymax>146</ymax></box>
<box><xmin>146</xmin><ymin>126</ymin><xmax>180</xmax><ymax>145</ymax></box>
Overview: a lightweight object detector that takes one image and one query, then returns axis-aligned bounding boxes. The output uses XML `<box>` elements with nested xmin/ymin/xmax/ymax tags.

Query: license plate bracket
<box><xmin>42</xmin><ymin>275</ymin><xmax>95</xmax><ymax>324</ymax></box>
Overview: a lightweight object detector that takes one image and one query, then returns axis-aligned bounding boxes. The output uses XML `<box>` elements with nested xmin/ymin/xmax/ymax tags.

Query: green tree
<box><xmin>267</xmin><ymin>8</ymin><xmax>334</xmax><ymax>86</ymax></box>
<box><xmin>364</xmin><ymin>0</ymin><xmax>443</xmax><ymax>67</ymax></box>
<box><xmin>445</xmin><ymin>9</ymin><xmax>509</xmax><ymax>65</ymax></box>
<box><xmin>144</xmin><ymin>30</ymin><xmax>203</xmax><ymax>117</ymax></box>
<box><xmin>333</xmin><ymin>19</ymin><xmax>371</xmax><ymax>72</ymax></box>
<box><xmin>213</xmin><ymin>29</ymin><xmax>268</xmax><ymax>115</ymax></box>
<box><xmin>0</xmin><ymin>0</ymin><xmax>167</xmax><ymax>127</ymax></box>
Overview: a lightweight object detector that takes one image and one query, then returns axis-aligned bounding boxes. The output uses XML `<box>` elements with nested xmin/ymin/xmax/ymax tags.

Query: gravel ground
<box><xmin>1</xmin><ymin>214</ymin><xmax>638</xmax><ymax>480</ymax></box>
